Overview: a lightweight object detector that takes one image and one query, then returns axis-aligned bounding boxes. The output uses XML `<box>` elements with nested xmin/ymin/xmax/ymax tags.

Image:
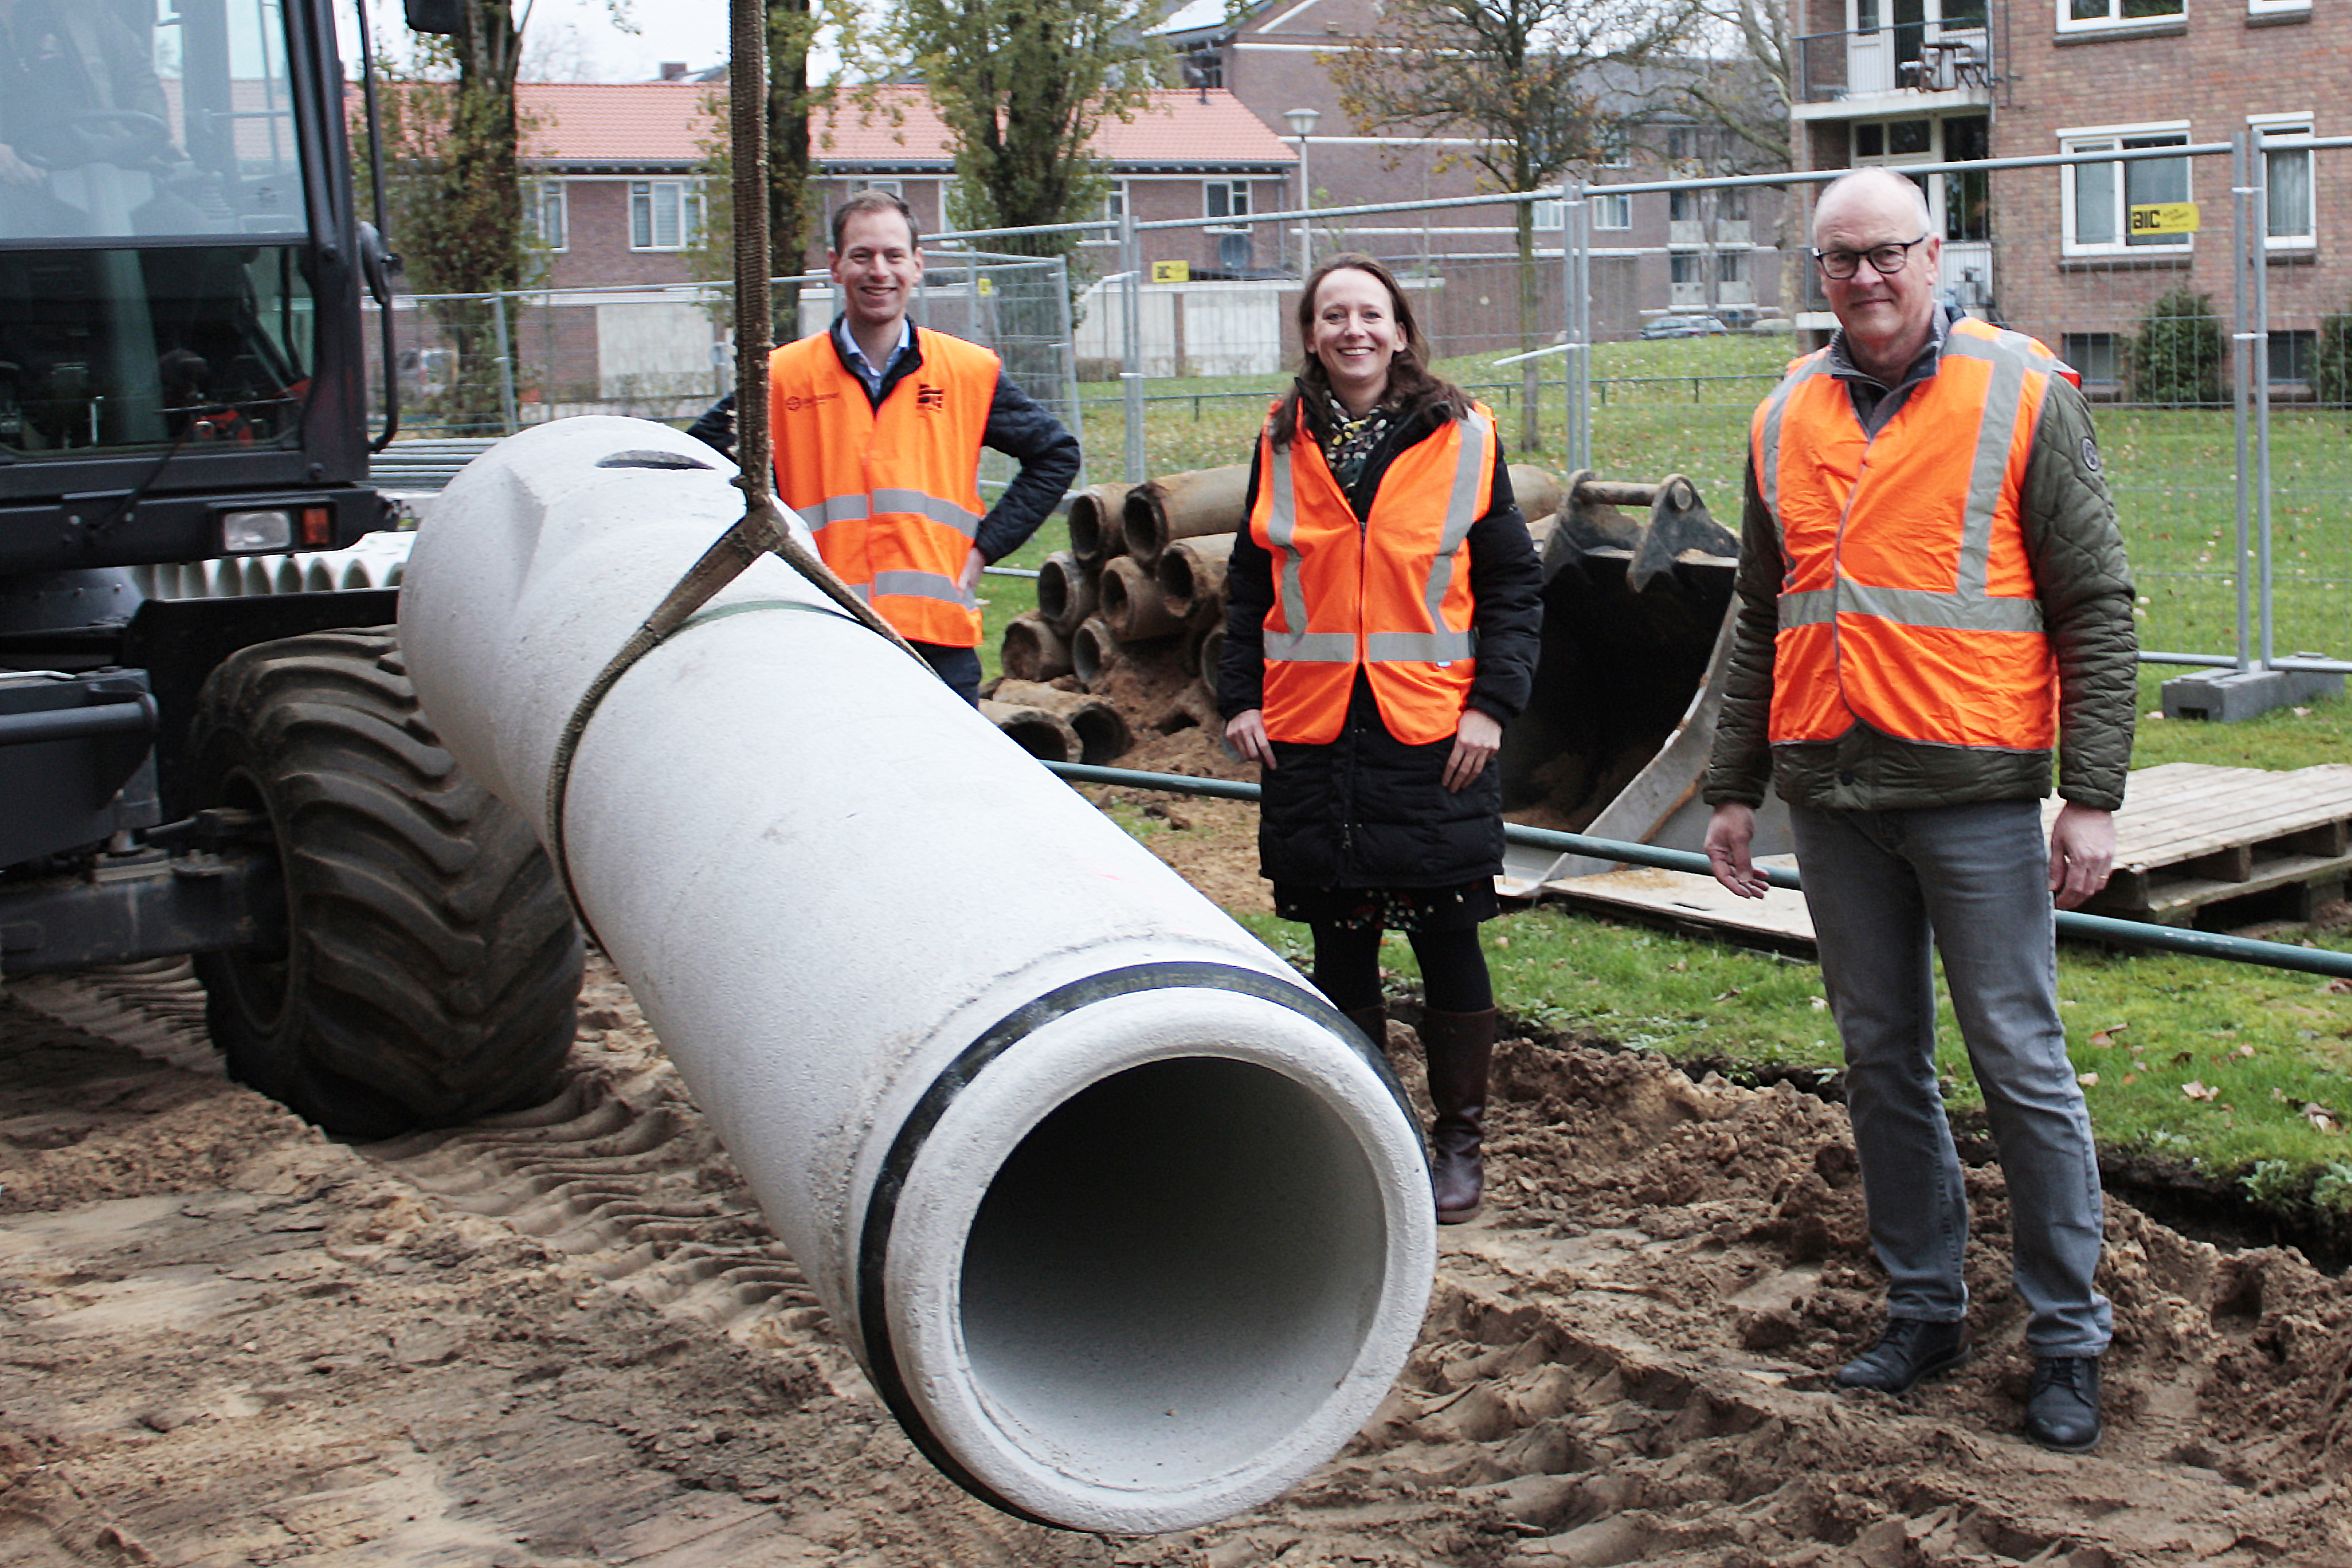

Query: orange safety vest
<box><xmin>1249</xmin><ymin>404</ymin><xmax>1496</xmax><ymax>747</ymax></box>
<box><xmin>768</xmin><ymin>328</ymin><xmax>997</xmax><ymax>647</ymax></box>
<box><xmin>1753</xmin><ymin>317</ymin><xmax>2076</xmax><ymax>753</ymax></box>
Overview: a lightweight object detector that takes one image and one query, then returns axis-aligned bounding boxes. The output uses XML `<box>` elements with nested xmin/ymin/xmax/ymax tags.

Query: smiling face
<box><xmin>829</xmin><ymin>207</ymin><xmax>923</xmax><ymax>341</ymax></box>
<box><xmin>1812</xmin><ymin>171</ymin><xmax>1941</xmax><ymax>382</ymax></box>
<box><xmin>1307</xmin><ymin>265</ymin><xmax>1403</xmax><ymax>415</ymax></box>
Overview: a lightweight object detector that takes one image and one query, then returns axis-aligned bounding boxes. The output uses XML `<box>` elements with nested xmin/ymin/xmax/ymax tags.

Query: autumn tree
<box><xmin>366</xmin><ymin>1</ymin><xmax>530</xmax><ymax>433</ymax></box>
<box><xmin>1667</xmin><ymin>0</ymin><xmax>1802</xmax><ymax>322</ymax></box>
<box><xmin>1330</xmin><ymin>0</ymin><xmax>1697</xmax><ymax>450</ymax></box>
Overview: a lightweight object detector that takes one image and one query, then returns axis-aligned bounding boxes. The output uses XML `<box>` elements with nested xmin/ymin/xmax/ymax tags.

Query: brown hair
<box><xmin>1268</xmin><ymin>253</ymin><xmax>1466</xmax><ymax>449</ymax></box>
<box><xmin>830</xmin><ymin>189</ymin><xmax>920</xmax><ymax>254</ymax></box>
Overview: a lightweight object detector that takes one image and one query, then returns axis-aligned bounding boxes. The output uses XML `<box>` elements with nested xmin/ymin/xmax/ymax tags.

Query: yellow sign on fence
<box><xmin>2127</xmin><ymin>202</ymin><xmax>2201</xmax><ymax>236</ymax></box>
<box><xmin>1152</xmin><ymin>260</ymin><xmax>1191</xmax><ymax>284</ymax></box>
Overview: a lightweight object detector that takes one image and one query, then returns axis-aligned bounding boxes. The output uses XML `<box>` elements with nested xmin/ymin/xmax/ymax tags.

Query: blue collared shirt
<box><xmin>836</xmin><ymin>316</ymin><xmax>913</xmax><ymax>399</ymax></box>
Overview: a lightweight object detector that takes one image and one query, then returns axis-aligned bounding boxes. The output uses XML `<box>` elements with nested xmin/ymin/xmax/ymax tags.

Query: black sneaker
<box><xmin>2023</xmin><ymin>1355</ymin><xmax>2101</xmax><ymax>1452</ymax></box>
<box><xmin>1834</xmin><ymin>1317</ymin><xmax>1969</xmax><ymax>1393</ymax></box>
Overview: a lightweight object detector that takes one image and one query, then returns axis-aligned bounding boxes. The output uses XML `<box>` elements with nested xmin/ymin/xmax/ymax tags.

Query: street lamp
<box><xmin>1284</xmin><ymin>106</ymin><xmax>1319</xmax><ymax>276</ymax></box>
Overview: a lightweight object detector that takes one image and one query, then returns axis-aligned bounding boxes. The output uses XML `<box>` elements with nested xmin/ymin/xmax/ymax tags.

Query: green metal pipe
<box><xmin>1045</xmin><ymin>760</ymin><xmax>2352</xmax><ymax>982</ymax></box>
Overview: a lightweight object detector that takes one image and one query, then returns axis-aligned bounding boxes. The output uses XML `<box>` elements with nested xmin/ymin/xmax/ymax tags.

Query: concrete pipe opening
<box><xmin>877</xmin><ymin>989</ymin><xmax>1430</xmax><ymax>1534</ymax></box>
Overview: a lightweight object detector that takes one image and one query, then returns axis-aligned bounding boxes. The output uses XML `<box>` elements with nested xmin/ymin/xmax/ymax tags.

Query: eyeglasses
<box><xmin>1811</xmin><ymin>234</ymin><xmax>1930</xmax><ymax>280</ymax></box>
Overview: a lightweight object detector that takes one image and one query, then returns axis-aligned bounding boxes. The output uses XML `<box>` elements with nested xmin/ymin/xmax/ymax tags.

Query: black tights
<box><xmin>1311</xmin><ymin>920</ymin><xmax>1493</xmax><ymax>1016</ymax></box>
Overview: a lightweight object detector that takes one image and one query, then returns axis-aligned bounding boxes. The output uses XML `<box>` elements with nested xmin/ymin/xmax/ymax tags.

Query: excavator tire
<box><xmin>189</xmin><ymin>627</ymin><xmax>581</xmax><ymax>1139</ymax></box>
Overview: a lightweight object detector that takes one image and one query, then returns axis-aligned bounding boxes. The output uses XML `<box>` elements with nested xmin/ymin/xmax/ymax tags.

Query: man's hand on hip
<box><xmin>2049</xmin><ymin>802</ymin><xmax>2116</xmax><ymax>910</ymax></box>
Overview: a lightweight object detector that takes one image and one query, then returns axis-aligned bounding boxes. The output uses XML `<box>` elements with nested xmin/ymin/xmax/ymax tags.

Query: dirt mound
<box><xmin>6</xmin><ymin>960</ymin><xmax>2350</xmax><ymax>1563</ymax></box>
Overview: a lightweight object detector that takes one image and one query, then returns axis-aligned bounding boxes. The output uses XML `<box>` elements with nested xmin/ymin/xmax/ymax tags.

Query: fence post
<box><xmin>2230</xmin><ymin>130</ymin><xmax>2255</xmax><ymax>672</ymax></box>
<box><xmin>1120</xmin><ymin>205</ymin><xmax>1144</xmax><ymax>484</ymax></box>
<box><xmin>1052</xmin><ymin>252</ymin><xmax>1089</xmax><ymax>490</ymax></box>
<box><xmin>1562</xmin><ymin>176</ymin><xmax>1591</xmax><ymax>473</ymax></box>
<box><xmin>491</xmin><ymin>291</ymin><xmax>519</xmax><ymax>437</ymax></box>
<box><xmin>2251</xmin><ymin>137</ymin><xmax>2275</xmax><ymax>669</ymax></box>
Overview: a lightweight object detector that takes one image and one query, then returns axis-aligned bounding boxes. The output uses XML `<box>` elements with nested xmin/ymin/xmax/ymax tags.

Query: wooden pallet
<box><xmin>2047</xmin><ymin>761</ymin><xmax>2352</xmax><ymax>927</ymax></box>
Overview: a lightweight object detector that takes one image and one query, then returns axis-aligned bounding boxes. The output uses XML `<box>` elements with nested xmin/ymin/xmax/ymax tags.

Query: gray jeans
<box><xmin>1792</xmin><ymin>799</ymin><xmax>2112</xmax><ymax>1358</ymax></box>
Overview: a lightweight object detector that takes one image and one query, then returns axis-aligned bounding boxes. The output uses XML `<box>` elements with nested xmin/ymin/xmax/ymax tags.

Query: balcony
<box><xmin>1795</xmin><ymin>23</ymin><xmax>1994</xmax><ymax>111</ymax></box>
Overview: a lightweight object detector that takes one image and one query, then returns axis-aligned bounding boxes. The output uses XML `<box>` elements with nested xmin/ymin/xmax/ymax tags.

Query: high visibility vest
<box><xmin>1249</xmin><ymin>405</ymin><xmax>1496</xmax><ymax>747</ymax></box>
<box><xmin>768</xmin><ymin>328</ymin><xmax>997</xmax><ymax>647</ymax></box>
<box><xmin>1753</xmin><ymin>317</ymin><xmax>2077</xmax><ymax>753</ymax></box>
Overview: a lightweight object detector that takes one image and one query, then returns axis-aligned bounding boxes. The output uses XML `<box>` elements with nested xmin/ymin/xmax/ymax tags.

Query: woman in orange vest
<box><xmin>1219</xmin><ymin>254</ymin><xmax>1543</xmax><ymax>1224</ymax></box>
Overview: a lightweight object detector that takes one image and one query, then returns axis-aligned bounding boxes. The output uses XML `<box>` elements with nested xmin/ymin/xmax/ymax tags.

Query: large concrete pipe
<box><xmin>1120</xmin><ymin>464</ymin><xmax>1249</xmax><ymax>570</ymax></box>
<box><xmin>1156</xmin><ymin>531</ymin><xmax>1234</xmax><ymax>629</ymax></box>
<box><xmin>1070</xmin><ymin>614</ymin><xmax>1117</xmax><ymax>689</ymax></box>
<box><xmin>395</xmin><ymin>417</ymin><xmax>1436</xmax><ymax>1536</ymax></box>
<box><xmin>1065</xmin><ymin>480</ymin><xmax>1132</xmax><ymax>567</ymax></box>
<box><xmin>979</xmin><ymin>698</ymin><xmax>1081</xmax><ymax>763</ymax></box>
<box><xmin>1099</xmin><ymin>555</ymin><xmax>1188</xmax><ymax>643</ymax></box>
<box><xmin>1000</xmin><ymin>611</ymin><xmax>1074</xmax><ymax>683</ymax></box>
<box><xmin>1036</xmin><ymin>549</ymin><xmax>1099</xmax><ymax>638</ymax></box>
<box><xmin>992</xmin><ymin>678</ymin><xmax>1133</xmax><ymax>765</ymax></box>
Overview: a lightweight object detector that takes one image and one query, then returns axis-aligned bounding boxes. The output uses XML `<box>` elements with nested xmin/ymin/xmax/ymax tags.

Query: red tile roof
<box><xmin>521</xmin><ymin>81</ymin><xmax>719</xmax><ymax>167</ymax></box>
<box><xmin>518</xmin><ymin>82</ymin><xmax>1295</xmax><ymax>172</ymax></box>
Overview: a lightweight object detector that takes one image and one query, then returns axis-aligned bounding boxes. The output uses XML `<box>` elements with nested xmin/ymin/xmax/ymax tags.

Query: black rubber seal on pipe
<box><xmin>854</xmin><ymin>959</ymin><xmax>1408</xmax><ymax>1530</ymax></box>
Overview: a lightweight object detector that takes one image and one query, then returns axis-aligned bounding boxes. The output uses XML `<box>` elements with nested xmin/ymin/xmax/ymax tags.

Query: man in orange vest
<box><xmin>1702</xmin><ymin>168</ymin><xmax>2136</xmax><ymax>1453</ymax></box>
<box><xmin>764</xmin><ymin>190</ymin><xmax>1080</xmax><ymax>703</ymax></box>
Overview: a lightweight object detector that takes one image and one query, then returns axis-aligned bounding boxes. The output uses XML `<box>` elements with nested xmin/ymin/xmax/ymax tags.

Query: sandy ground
<box><xmin>4</xmin><ymin>657</ymin><xmax>2350</xmax><ymax>1565</ymax></box>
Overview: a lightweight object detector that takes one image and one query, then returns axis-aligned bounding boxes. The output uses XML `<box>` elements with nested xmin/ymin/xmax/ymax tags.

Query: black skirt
<box><xmin>1272</xmin><ymin>878</ymin><xmax>1500</xmax><ymax>933</ymax></box>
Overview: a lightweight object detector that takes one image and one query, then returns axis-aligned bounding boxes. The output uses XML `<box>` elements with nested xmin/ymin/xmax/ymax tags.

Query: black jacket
<box><xmin>1219</xmin><ymin>402</ymin><xmax>1543</xmax><ymax>889</ymax></box>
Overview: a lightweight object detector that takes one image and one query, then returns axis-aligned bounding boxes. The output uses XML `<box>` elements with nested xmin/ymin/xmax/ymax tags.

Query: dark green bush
<box><xmin>2128</xmin><ymin>289</ymin><xmax>2225</xmax><ymax>407</ymax></box>
<box><xmin>2317</xmin><ymin>308</ymin><xmax>2352</xmax><ymax>408</ymax></box>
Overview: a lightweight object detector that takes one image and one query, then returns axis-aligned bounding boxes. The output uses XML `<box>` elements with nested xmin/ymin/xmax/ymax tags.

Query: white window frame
<box><xmin>1204</xmin><ymin>179</ymin><xmax>1252</xmax><ymax>232</ymax></box>
<box><xmin>2056</xmin><ymin>0</ymin><xmax>2184</xmax><ymax>33</ymax></box>
<box><xmin>2246</xmin><ymin>0</ymin><xmax>2310</xmax><ymax>17</ymax></box>
<box><xmin>1597</xmin><ymin>126</ymin><xmax>1633</xmax><ymax>168</ymax></box>
<box><xmin>629</xmin><ymin>179</ymin><xmax>704</xmax><ymax>251</ymax></box>
<box><xmin>1593</xmin><ymin>191</ymin><xmax>1632</xmax><ymax>230</ymax></box>
<box><xmin>527</xmin><ymin>179</ymin><xmax>568</xmax><ymax>253</ymax></box>
<box><xmin>2251</xmin><ymin>114</ymin><xmax>2316</xmax><ymax>251</ymax></box>
<box><xmin>1086</xmin><ymin>180</ymin><xmax>1128</xmax><ymax>246</ymax></box>
<box><xmin>2056</xmin><ymin>120</ymin><xmax>2191</xmax><ymax>257</ymax></box>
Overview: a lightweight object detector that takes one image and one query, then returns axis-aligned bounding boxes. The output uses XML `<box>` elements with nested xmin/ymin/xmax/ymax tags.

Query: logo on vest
<box><xmin>916</xmin><ymin>383</ymin><xmax>945</xmax><ymax>410</ymax></box>
<box><xmin>782</xmin><ymin>391</ymin><xmax>842</xmax><ymax>413</ymax></box>
<box><xmin>2080</xmin><ymin>435</ymin><xmax>2101</xmax><ymax>473</ymax></box>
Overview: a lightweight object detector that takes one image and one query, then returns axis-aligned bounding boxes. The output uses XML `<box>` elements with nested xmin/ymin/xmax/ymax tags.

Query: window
<box><xmin>2247</xmin><ymin>0</ymin><xmax>2311</xmax><ymax>16</ymax></box>
<box><xmin>2269</xmin><ymin>330</ymin><xmax>2315</xmax><ymax>386</ymax></box>
<box><xmin>629</xmin><ymin>181</ymin><xmax>704</xmax><ymax>251</ymax></box>
<box><xmin>1593</xmin><ymin>192</ymin><xmax>1632</xmax><ymax>230</ymax></box>
<box><xmin>2254</xmin><ymin>117</ymin><xmax>2315</xmax><ymax>248</ymax></box>
<box><xmin>1204</xmin><ymin>180</ymin><xmax>1251</xmax><ymax>230</ymax></box>
<box><xmin>526</xmin><ymin>181</ymin><xmax>568</xmax><ymax>252</ymax></box>
<box><xmin>1717</xmin><ymin>251</ymin><xmax>1746</xmax><ymax>286</ymax></box>
<box><xmin>1943</xmin><ymin>116</ymin><xmax>1990</xmax><ymax>242</ymax></box>
<box><xmin>1597</xmin><ymin>126</ymin><xmax>1633</xmax><ymax>168</ymax></box>
<box><xmin>1087</xmin><ymin>181</ymin><xmax>1127</xmax><ymax>244</ymax></box>
<box><xmin>2059</xmin><ymin>0</ymin><xmax>2184</xmax><ymax>30</ymax></box>
<box><xmin>851</xmin><ymin>178</ymin><xmax>902</xmax><ymax>198</ymax></box>
<box><xmin>1718</xmin><ymin>186</ymin><xmax>1749</xmax><ymax>222</ymax></box>
<box><xmin>2061</xmin><ymin>332</ymin><xmax>2122</xmax><ymax>386</ymax></box>
<box><xmin>2059</xmin><ymin>123</ymin><xmax>2190</xmax><ymax>255</ymax></box>
<box><xmin>1669</xmin><ymin>251</ymin><xmax>1702</xmax><ymax>284</ymax></box>
<box><xmin>1669</xmin><ymin>188</ymin><xmax>1701</xmax><ymax>222</ymax></box>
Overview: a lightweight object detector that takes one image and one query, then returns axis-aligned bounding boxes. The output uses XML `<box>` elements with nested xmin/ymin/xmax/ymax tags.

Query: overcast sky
<box><xmin>340</xmin><ymin>0</ymin><xmax>843</xmax><ymax>83</ymax></box>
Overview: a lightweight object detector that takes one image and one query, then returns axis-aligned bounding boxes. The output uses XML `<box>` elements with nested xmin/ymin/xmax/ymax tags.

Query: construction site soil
<box><xmin>4</xmin><ymin>650</ymin><xmax>2349</xmax><ymax>1566</ymax></box>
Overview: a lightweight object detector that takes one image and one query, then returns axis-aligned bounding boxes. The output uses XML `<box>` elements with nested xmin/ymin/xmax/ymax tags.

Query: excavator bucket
<box><xmin>1498</xmin><ymin>472</ymin><xmax>1794</xmax><ymax>890</ymax></box>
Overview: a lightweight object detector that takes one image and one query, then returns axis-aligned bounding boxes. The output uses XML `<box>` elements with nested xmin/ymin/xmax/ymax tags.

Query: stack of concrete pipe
<box><xmin>1003</xmin><ymin>461</ymin><xmax>1566</xmax><ymax>703</ymax></box>
<box><xmin>395</xmin><ymin>417</ymin><xmax>1439</xmax><ymax>1534</ymax></box>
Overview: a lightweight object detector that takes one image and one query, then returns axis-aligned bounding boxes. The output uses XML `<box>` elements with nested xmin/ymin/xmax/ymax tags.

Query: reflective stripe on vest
<box><xmin>1253</xmin><ymin>406</ymin><xmax>1495</xmax><ymax>747</ymax></box>
<box><xmin>1754</xmin><ymin>318</ymin><xmax>2064</xmax><ymax>750</ymax></box>
<box><xmin>769</xmin><ymin>329</ymin><xmax>995</xmax><ymax>646</ymax></box>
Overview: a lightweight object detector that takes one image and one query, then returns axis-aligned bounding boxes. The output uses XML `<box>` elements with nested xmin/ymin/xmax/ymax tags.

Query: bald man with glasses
<box><xmin>1702</xmin><ymin>167</ymin><xmax>2137</xmax><ymax>1453</ymax></box>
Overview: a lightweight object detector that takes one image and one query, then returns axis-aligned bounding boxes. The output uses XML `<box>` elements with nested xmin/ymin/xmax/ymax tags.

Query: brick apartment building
<box><xmin>1790</xmin><ymin>0</ymin><xmax>2348</xmax><ymax>390</ymax></box>
<box><xmin>1150</xmin><ymin>0</ymin><xmax>1793</xmax><ymax>336</ymax></box>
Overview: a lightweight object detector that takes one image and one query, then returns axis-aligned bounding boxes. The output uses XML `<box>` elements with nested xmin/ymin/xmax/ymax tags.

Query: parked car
<box><xmin>1640</xmin><ymin>314</ymin><xmax>1731</xmax><ymax>339</ymax></box>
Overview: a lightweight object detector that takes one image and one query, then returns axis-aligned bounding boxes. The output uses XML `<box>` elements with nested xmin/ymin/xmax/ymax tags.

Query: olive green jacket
<box><xmin>1703</xmin><ymin>320</ymin><xmax>2138</xmax><ymax>815</ymax></box>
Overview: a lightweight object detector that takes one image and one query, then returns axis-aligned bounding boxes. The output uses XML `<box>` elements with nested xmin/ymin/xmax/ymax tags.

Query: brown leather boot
<box><xmin>1341</xmin><ymin>1004</ymin><xmax>1389</xmax><ymax>1052</ymax></box>
<box><xmin>1420</xmin><ymin>1006</ymin><xmax>1496</xmax><ymax>1224</ymax></box>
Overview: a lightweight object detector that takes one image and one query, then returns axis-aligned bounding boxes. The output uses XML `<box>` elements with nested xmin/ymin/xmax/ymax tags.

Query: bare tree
<box><xmin>1670</xmin><ymin>0</ymin><xmax>1803</xmax><ymax>322</ymax></box>
<box><xmin>1330</xmin><ymin>0</ymin><xmax>1697</xmax><ymax>451</ymax></box>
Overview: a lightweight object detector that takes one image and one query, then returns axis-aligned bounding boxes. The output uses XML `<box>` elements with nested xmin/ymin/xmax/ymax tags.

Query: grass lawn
<box><xmin>1026</xmin><ymin>341</ymin><xmax>2352</xmax><ymax>1242</ymax></box>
